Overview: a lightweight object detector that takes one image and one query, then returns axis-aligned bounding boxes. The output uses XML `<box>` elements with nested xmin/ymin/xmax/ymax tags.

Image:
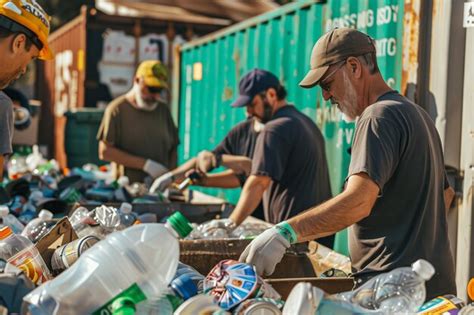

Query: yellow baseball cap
<box><xmin>136</xmin><ymin>60</ymin><xmax>169</xmax><ymax>89</ymax></box>
<box><xmin>0</xmin><ymin>0</ymin><xmax>53</xmax><ymax>60</ymax></box>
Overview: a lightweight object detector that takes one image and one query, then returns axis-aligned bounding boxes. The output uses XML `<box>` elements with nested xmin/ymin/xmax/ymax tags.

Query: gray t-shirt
<box><xmin>251</xmin><ymin>105</ymin><xmax>332</xmax><ymax>223</ymax></box>
<box><xmin>0</xmin><ymin>92</ymin><xmax>14</xmax><ymax>156</ymax></box>
<box><xmin>348</xmin><ymin>91</ymin><xmax>456</xmax><ymax>299</ymax></box>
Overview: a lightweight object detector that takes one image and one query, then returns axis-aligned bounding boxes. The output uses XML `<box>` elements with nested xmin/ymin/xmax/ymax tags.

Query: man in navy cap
<box><xmin>226</xmin><ymin>68</ymin><xmax>334</xmax><ymax>248</ymax></box>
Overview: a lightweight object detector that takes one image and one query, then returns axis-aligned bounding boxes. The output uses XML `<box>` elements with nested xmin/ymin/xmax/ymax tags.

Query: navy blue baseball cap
<box><xmin>231</xmin><ymin>68</ymin><xmax>281</xmax><ymax>108</ymax></box>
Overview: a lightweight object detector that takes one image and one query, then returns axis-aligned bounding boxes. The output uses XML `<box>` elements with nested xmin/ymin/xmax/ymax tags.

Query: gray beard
<box><xmin>134</xmin><ymin>85</ymin><xmax>158</xmax><ymax>111</ymax></box>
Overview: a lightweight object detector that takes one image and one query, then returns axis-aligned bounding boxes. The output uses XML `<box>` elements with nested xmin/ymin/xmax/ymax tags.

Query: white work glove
<box><xmin>143</xmin><ymin>159</ymin><xmax>168</xmax><ymax>179</ymax></box>
<box><xmin>196</xmin><ymin>150</ymin><xmax>218</xmax><ymax>173</ymax></box>
<box><xmin>149</xmin><ymin>172</ymin><xmax>175</xmax><ymax>193</ymax></box>
<box><xmin>239</xmin><ymin>226</ymin><xmax>290</xmax><ymax>276</ymax></box>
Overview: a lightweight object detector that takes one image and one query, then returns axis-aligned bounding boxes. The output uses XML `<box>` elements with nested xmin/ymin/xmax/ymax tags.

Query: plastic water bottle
<box><xmin>21</xmin><ymin>210</ymin><xmax>56</xmax><ymax>243</ymax></box>
<box><xmin>0</xmin><ymin>205</ymin><xmax>25</xmax><ymax>234</ymax></box>
<box><xmin>283</xmin><ymin>282</ymin><xmax>379</xmax><ymax>315</ymax></box>
<box><xmin>133</xmin><ymin>293</ymin><xmax>183</xmax><ymax>315</ymax></box>
<box><xmin>118</xmin><ymin>202</ymin><xmax>137</xmax><ymax>229</ymax></box>
<box><xmin>0</xmin><ymin>226</ymin><xmax>52</xmax><ymax>285</ymax></box>
<box><xmin>172</xmin><ymin>263</ymin><xmax>204</xmax><ymax>296</ymax></box>
<box><xmin>335</xmin><ymin>259</ymin><xmax>435</xmax><ymax>313</ymax></box>
<box><xmin>24</xmin><ymin>212</ymin><xmax>193</xmax><ymax>315</ymax></box>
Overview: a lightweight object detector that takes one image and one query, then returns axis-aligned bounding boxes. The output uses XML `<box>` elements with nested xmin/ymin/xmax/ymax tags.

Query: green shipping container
<box><xmin>174</xmin><ymin>0</ymin><xmax>418</xmax><ymax>254</ymax></box>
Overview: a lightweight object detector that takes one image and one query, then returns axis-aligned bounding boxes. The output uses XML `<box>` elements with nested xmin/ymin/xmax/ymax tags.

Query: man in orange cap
<box><xmin>0</xmin><ymin>0</ymin><xmax>53</xmax><ymax>178</ymax></box>
<box><xmin>97</xmin><ymin>60</ymin><xmax>179</xmax><ymax>183</ymax></box>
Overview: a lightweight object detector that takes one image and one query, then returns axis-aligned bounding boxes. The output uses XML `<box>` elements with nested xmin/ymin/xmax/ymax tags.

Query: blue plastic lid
<box><xmin>171</xmin><ymin>274</ymin><xmax>198</xmax><ymax>301</ymax></box>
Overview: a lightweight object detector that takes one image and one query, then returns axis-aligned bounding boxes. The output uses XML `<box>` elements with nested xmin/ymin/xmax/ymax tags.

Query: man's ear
<box><xmin>11</xmin><ymin>33</ymin><xmax>27</xmax><ymax>54</ymax></box>
<box><xmin>266</xmin><ymin>87</ymin><xmax>277</xmax><ymax>101</ymax></box>
<box><xmin>347</xmin><ymin>56</ymin><xmax>362</xmax><ymax>79</ymax></box>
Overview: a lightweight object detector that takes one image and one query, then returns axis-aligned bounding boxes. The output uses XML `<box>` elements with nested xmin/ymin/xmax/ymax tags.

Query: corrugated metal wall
<box><xmin>176</xmin><ymin>0</ymin><xmax>415</xmax><ymax>205</ymax></box>
<box><xmin>37</xmin><ymin>13</ymin><xmax>87</xmax><ymax>168</ymax></box>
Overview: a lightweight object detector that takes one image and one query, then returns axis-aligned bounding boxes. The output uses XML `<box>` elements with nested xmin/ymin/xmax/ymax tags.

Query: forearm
<box><xmin>287</xmin><ymin>173</ymin><xmax>379</xmax><ymax>243</ymax></box>
<box><xmin>230</xmin><ymin>175</ymin><xmax>270</xmax><ymax>225</ymax></box>
<box><xmin>99</xmin><ymin>141</ymin><xmax>146</xmax><ymax>170</ymax></box>
<box><xmin>220</xmin><ymin>155</ymin><xmax>252</xmax><ymax>176</ymax></box>
<box><xmin>288</xmin><ymin>192</ymin><xmax>371</xmax><ymax>242</ymax></box>
<box><xmin>444</xmin><ymin>187</ymin><xmax>455</xmax><ymax>213</ymax></box>
<box><xmin>170</xmin><ymin>158</ymin><xmax>197</xmax><ymax>181</ymax></box>
<box><xmin>202</xmin><ymin>169</ymin><xmax>241</xmax><ymax>188</ymax></box>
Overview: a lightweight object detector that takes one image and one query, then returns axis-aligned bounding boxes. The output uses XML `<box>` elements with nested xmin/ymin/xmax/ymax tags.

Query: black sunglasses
<box><xmin>147</xmin><ymin>86</ymin><xmax>164</xmax><ymax>94</ymax></box>
<box><xmin>319</xmin><ymin>60</ymin><xmax>347</xmax><ymax>92</ymax></box>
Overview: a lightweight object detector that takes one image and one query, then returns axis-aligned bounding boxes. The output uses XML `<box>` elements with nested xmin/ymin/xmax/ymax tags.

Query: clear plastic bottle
<box><xmin>134</xmin><ymin>292</ymin><xmax>183</xmax><ymax>315</ymax></box>
<box><xmin>335</xmin><ymin>259</ymin><xmax>435</xmax><ymax>313</ymax></box>
<box><xmin>0</xmin><ymin>205</ymin><xmax>25</xmax><ymax>234</ymax></box>
<box><xmin>118</xmin><ymin>202</ymin><xmax>137</xmax><ymax>229</ymax></box>
<box><xmin>0</xmin><ymin>226</ymin><xmax>52</xmax><ymax>285</ymax></box>
<box><xmin>283</xmin><ymin>282</ymin><xmax>378</xmax><ymax>315</ymax></box>
<box><xmin>24</xmin><ymin>212</ymin><xmax>193</xmax><ymax>315</ymax></box>
<box><xmin>21</xmin><ymin>209</ymin><xmax>56</xmax><ymax>243</ymax></box>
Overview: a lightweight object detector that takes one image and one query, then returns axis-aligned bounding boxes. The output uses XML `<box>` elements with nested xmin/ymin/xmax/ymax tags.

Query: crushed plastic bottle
<box><xmin>283</xmin><ymin>282</ymin><xmax>376</xmax><ymax>315</ymax></box>
<box><xmin>0</xmin><ymin>205</ymin><xmax>24</xmax><ymax>234</ymax></box>
<box><xmin>336</xmin><ymin>259</ymin><xmax>435</xmax><ymax>314</ymax></box>
<box><xmin>21</xmin><ymin>210</ymin><xmax>56</xmax><ymax>243</ymax></box>
<box><xmin>24</xmin><ymin>212</ymin><xmax>193</xmax><ymax>314</ymax></box>
<box><xmin>189</xmin><ymin>220</ymin><xmax>270</xmax><ymax>240</ymax></box>
<box><xmin>173</xmin><ymin>262</ymin><xmax>204</xmax><ymax>296</ymax></box>
<box><xmin>0</xmin><ymin>226</ymin><xmax>52</xmax><ymax>285</ymax></box>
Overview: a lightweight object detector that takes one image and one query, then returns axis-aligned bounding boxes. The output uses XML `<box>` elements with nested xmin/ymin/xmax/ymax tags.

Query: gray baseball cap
<box><xmin>300</xmin><ymin>28</ymin><xmax>376</xmax><ymax>88</ymax></box>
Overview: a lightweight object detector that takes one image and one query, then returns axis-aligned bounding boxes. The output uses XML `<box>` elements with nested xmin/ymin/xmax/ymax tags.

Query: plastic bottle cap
<box><xmin>412</xmin><ymin>259</ymin><xmax>435</xmax><ymax>281</ymax></box>
<box><xmin>468</xmin><ymin>278</ymin><xmax>474</xmax><ymax>301</ymax></box>
<box><xmin>167</xmin><ymin>211</ymin><xmax>193</xmax><ymax>238</ymax></box>
<box><xmin>0</xmin><ymin>206</ymin><xmax>9</xmax><ymax>217</ymax></box>
<box><xmin>120</xmin><ymin>202</ymin><xmax>133</xmax><ymax>214</ymax></box>
<box><xmin>38</xmin><ymin>209</ymin><xmax>53</xmax><ymax>220</ymax></box>
<box><xmin>171</xmin><ymin>274</ymin><xmax>198</xmax><ymax>300</ymax></box>
<box><xmin>117</xmin><ymin>176</ymin><xmax>129</xmax><ymax>187</ymax></box>
<box><xmin>0</xmin><ymin>226</ymin><xmax>13</xmax><ymax>239</ymax></box>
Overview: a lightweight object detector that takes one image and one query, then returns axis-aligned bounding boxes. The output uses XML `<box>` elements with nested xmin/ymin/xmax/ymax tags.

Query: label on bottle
<box><xmin>8</xmin><ymin>248</ymin><xmax>51</xmax><ymax>285</ymax></box>
<box><xmin>417</xmin><ymin>296</ymin><xmax>461</xmax><ymax>314</ymax></box>
<box><xmin>51</xmin><ymin>235</ymin><xmax>100</xmax><ymax>272</ymax></box>
<box><xmin>93</xmin><ymin>283</ymin><xmax>147</xmax><ymax>315</ymax></box>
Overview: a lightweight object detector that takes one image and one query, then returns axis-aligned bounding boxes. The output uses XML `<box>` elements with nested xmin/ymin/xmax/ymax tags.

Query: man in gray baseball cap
<box><xmin>240</xmin><ymin>28</ymin><xmax>456</xmax><ymax>300</ymax></box>
<box><xmin>299</xmin><ymin>27</ymin><xmax>376</xmax><ymax>88</ymax></box>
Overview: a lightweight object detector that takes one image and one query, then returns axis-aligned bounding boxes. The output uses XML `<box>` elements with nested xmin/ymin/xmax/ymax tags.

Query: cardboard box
<box><xmin>180</xmin><ymin>239</ymin><xmax>317</xmax><ymax>279</ymax></box>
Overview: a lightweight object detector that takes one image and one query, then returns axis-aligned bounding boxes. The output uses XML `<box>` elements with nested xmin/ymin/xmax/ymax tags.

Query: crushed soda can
<box><xmin>204</xmin><ymin>260</ymin><xmax>258</xmax><ymax>310</ymax></box>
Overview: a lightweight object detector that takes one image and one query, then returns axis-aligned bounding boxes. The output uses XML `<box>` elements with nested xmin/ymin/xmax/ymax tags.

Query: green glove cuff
<box><xmin>275</xmin><ymin>221</ymin><xmax>297</xmax><ymax>244</ymax></box>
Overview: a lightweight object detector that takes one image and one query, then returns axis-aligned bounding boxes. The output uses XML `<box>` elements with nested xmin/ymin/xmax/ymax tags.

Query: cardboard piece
<box><xmin>35</xmin><ymin>217</ymin><xmax>78</xmax><ymax>272</ymax></box>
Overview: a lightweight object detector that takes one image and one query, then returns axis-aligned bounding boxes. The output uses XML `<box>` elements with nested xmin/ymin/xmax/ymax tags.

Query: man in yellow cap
<box><xmin>97</xmin><ymin>60</ymin><xmax>179</xmax><ymax>183</ymax></box>
<box><xmin>0</xmin><ymin>0</ymin><xmax>53</xmax><ymax>178</ymax></box>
